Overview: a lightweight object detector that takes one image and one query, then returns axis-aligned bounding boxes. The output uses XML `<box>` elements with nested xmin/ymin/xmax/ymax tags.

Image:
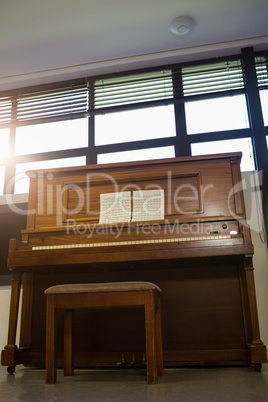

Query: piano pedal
<box><xmin>116</xmin><ymin>353</ymin><xmax>126</xmax><ymax>366</ymax></box>
<box><xmin>130</xmin><ymin>353</ymin><xmax>136</xmax><ymax>365</ymax></box>
<box><xmin>142</xmin><ymin>352</ymin><xmax>146</xmax><ymax>365</ymax></box>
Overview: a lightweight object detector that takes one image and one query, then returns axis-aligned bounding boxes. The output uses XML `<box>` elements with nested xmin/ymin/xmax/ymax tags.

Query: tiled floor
<box><xmin>1</xmin><ymin>363</ymin><xmax>268</xmax><ymax>401</ymax></box>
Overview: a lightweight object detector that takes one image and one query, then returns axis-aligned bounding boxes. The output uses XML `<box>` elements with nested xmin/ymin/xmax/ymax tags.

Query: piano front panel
<box><xmin>63</xmin><ymin>172</ymin><xmax>203</xmax><ymax>223</ymax></box>
<box><xmin>29</xmin><ymin>154</ymin><xmax>243</xmax><ymax>231</ymax></box>
<box><xmin>28</xmin><ymin>258</ymin><xmax>247</xmax><ymax>365</ymax></box>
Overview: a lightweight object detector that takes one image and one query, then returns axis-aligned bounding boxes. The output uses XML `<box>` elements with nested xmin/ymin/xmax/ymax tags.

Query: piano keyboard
<box><xmin>32</xmin><ymin>235</ymin><xmax>232</xmax><ymax>250</ymax></box>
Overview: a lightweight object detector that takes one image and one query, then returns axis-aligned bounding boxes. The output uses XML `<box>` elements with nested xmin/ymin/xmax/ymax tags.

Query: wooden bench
<box><xmin>45</xmin><ymin>281</ymin><xmax>163</xmax><ymax>384</ymax></box>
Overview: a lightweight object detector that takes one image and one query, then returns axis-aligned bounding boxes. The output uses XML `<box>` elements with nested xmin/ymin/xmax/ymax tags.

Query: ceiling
<box><xmin>1</xmin><ymin>0</ymin><xmax>268</xmax><ymax>91</ymax></box>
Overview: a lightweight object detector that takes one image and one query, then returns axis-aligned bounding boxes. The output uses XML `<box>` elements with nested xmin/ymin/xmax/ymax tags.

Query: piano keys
<box><xmin>1</xmin><ymin>152</ymin><xmax>267</xmax><ymax>372</ymax></box>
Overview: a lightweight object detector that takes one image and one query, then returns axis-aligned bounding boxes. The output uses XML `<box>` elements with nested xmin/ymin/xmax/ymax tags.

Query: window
<box><xmin>94</xmin><ymin>70</ymin><xmax>173</xmax><ymax>111</ymax></box>
<box><xmin>185</xmin><ymin>95</ymin><xmax>249</xmax><ymax>134</ymax></box>
<box><xmin>0</xmin><ymin>128</ymin><xmax>10</xmax><ymax>161</ymax></box>
<box><xmin>0</xmin><ymin>97</ymin><xmax>12</xmax><ymax>125</ymax></box>
<box><xmin>256</xmin><ymin>55</ymin><xmax>268</xmax><ymax>151</ymax></box>
<box><xmin>98</xmin><ymin>146</ymin><xmax>175</xmax><ymax>164</ymax></box>
<box><xmin>261</xmin><ymin>90</ymin><xmax>268</xmax><ymax>148</ymax></box>
<box><xmin>95</xmin><ymin>105</ymin><xmax>176</xmax><ymax>146</ymax></box>
<box><xmin>181</xmin><ymin>60</ymin><xmax>244</xmax><ymax>96</ymax></box>
<box><xmin>259</xmin><ymin>90</ymin><xmax>268</xmax><ymax>127</ymax></box>
<box><xmin>16</xmin><ymin>85</ymin><xmax>88</xmax><ymax>121</ymax></box>
<box><xmin>0</xmin><ymin>128</ymin><xmax>9</xmax><ymax>195</ymax></box>
<box><xmin>0</xmin><ymin>49</ymin><xmax>268</xmax><ymax>197</ymax></box>
<box><xmin>15</xmin><ymin>118</ymin><xmax>88</xmax><ymax>156</ymax></box>
<box><xmin>256</xmin><ymin>56</ymin><xmax>268</xmax><ymax>126</ymax></box>
<box><xmin>191</xmin><ymin>138</ymin><xmax>255</xmax><ymax>171</ymax></box>
<box><xmin>0</xmin><ymin>166</ymin><xmax>5</xmax><ymax>195</ymax></box>
<box><xmin>13</xmin><ymin>156</ymin><xmax>86</xmax><ymax>194</ymax></box>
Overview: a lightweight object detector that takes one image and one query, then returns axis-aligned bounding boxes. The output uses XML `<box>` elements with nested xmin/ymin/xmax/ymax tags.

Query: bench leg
<box><xmin>64</xmin><ymin>310</ymin><xmax>73</xmax><ymax>376</ymax></box>
<box><xmin>144</xmin><ymin>291</ymin><xmax>158</xmax><ymax>384</ymax></box>
<box><xmin>46</xmin><ymin>295</ymin><xmax>57</xmax><ymax>384</ymax></box>
<box><xmin>155</xmin><ymin>294</ymin><xmax>163</xmax><ymax>376</ymax></box>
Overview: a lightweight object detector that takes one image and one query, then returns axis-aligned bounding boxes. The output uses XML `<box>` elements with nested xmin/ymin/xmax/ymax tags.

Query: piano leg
<box><xmin>18</xmin><ymin>271</ymin><xmax>34</xmax><ymax>349</ymax></box>
<box><xmin>239</xmin><ymin>256</ymin><xmax>267</xmax><ymax>367</ymax></box>
<box><xmin>1</xmin><ymin>270</ymin><xmax>22</xmax><ymax>373</ymax></box>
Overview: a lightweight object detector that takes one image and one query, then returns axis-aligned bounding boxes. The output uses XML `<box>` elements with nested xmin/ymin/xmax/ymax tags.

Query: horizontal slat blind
<box><xmin>94</xmin><ymin>70</ymin><xmax>174</xmax><ymax>111</ymax></box>
<box><xmin>0</xmin><ymin>97</ymin><xmax>12</xmax><ymax>124</ymax></box>
<box><xmin>181</xmin><ymin>60</ymin><xmax>244</xmax><ymax>96</ymax></box>
<box><xmin>0</xmin><ymin>58</ymin><xmax>246</xmax><ymax>125</ymax></box>
<box><xmin>255</xmin><ymin>56</ymin><xmax>268</xmax><ymax>88</ymax></box>
<box><xmin>16</xmin><ymin>85</ymin><xmax>88</xmax><ymax>121</ymax></box>
<box><xmin>93</xmin><ymin>60</ymin><xmax>244</xmax><ymax>114</ymax></box>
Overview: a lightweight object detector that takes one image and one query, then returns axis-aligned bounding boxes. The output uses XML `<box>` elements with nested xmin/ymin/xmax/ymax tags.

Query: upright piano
<box><xmin>1</xmin><ymin>153</ymin><xmax>267</xmax><ymax>372</ymax></box>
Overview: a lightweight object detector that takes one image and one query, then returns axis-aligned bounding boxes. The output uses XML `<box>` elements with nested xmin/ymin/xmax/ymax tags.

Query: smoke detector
<box><xmin>170</xmin><ymin>16</ymin><xmax>195</xmax><ymax>37</ymax></box>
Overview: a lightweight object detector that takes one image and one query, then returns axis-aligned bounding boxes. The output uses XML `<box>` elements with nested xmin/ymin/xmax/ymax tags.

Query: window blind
<box><xmin>93</xmin><ymin>70</ymin><xmax>174</xmax><ymax>112</ymax></box>
<box><xmin>93</xmin><ymin>60</ymin><xmax>245</xmax><ymax>114</ymax></box>
<box><xmin>0</xmin><ymin>97</ymin><xmax>12</xmax><ymax>124</ymax></box>
<box><xmin>16</xmin><ymin>84</ymin><xmax>88</xmax><ymax>122</ymax></box>
<box><xmin>0</xmin><ymin>58</ymin><xmax>246</xmax><ymax>125</ymax></box>
<box><xmin>255</xmin><ymin>56</ymin><xmax>268</xmax><ymax>88</ymax></box>
<box><xmin>180</xmin><ymin>60</ymin><xmax>244</xmax><ymax>96</ymax></box>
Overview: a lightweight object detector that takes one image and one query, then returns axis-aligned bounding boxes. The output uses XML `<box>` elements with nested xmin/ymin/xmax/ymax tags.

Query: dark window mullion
<box><xmin>89</xmin><ymin>97</ymin><xmax>174</xmax><ymax>116</ymax></box>
<box><xmin>87</xmin><ymin>81</ymin><xmax>97</xmax><ymax>165</ymax></box>
<box><xmin>11</xmin><ymin>147</ymin><xmax>88</xmax><ymax>164</ymax></box>
<box><xmin>187</xmin><ymin>128</ymin><xmax>251</xmax><ymax>144</ymax></box>
<box><xmin>95</xmin><ymin>137</ymin><xmax>176</xmax><ymax>155</ymax></box>
<box><xmin>14</xmin><ymin>112</ymin><xmax>88</xmax><ymax>128</ymax></box>
<box><xmin>242</xmin><ymin>46</ymin><xmax>268</xmax><ymax>240</ymax></box>
<box><xmin>172</xmin><ymin>68</ymin><xmax>190</xmax><ymax>156</ymax></box>
<box><xmin>242</xmin><ymin>47</ymin><xmax>267</xmax><ymax>171</ymax></box>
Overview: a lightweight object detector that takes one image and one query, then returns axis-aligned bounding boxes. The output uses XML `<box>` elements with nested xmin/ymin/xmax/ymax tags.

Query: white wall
<box><xmin>0</xmin><ymin>287</ymin><xmax>21</xmax><ymax>350</ymax></box>
<box><xmin>0</xmin><ymin>288</ymin><xmax>11</xmax><ymax>350</ymax></box>
<box><xmin>242</xmin><ymin>171</ymin><xmax>268</xmax><ymax>347</ymax></box>
<box><xmin>0</xmin><ymin>171</ymin><xmax>267</xmax><ymax>356</ymax></box>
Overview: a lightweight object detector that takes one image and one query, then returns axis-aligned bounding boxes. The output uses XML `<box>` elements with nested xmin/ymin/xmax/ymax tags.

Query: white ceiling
<box><xmin>1</xmin><ymin>0</ymin><xmax>268</xmax><ymax>91</ymax></box>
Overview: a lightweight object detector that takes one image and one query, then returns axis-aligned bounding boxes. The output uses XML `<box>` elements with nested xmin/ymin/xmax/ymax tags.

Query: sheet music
<box><xmin>132</xmin><ymin>189</ymin><xmax>164</xmax><ymax>222</ymax></box>
<box><xmin>99</xmin><ymin>191</ymin><xmax>131</xmax><ymax>224</ymax></box>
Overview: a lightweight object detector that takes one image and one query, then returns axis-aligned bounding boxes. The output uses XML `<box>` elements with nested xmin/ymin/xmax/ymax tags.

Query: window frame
<box><xmin>0</xmin><ymin>48</ymin><xmax>267</xmax><ymax>196</ymax></box>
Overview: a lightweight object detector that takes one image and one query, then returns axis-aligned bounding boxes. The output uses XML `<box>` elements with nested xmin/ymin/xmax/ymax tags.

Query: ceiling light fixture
<box><xmin>170</xmin><ymin>16</ymin><xmax>195</xmax><ymax>37</ymax></box>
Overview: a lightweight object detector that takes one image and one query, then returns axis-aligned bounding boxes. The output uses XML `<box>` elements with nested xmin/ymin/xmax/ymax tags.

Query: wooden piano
<box><xmin>1</xmin><ymin>153</ymin><xmax>267</xmax><ymax>373</ymax></box>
